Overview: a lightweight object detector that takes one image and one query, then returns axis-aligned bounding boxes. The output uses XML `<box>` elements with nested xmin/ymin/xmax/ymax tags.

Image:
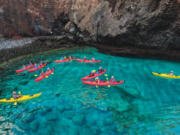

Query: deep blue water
<box><xmin>0</xmin><ymin>47</ymin><xmax>180</xmax><ymax>135</ymax></box>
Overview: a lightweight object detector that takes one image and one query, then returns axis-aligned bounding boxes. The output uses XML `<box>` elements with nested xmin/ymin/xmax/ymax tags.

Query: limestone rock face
<box><xmin>0</xmin><ymin>0</ymin><xmax>180</xmax><ymax>49</ymax></box>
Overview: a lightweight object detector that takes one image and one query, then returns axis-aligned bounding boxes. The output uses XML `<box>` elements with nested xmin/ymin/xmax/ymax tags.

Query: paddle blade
<box><xmin>104</xmin><ymin>74</ymin><xmax>108</xmax><ymax>76</ymax></box>
<box><xmin>45</xmin><ymin>76</ymin><xmax>48</xmax><ymax>78</ymax></box>
<box><xmin>14</xmin><ymin>102</ymin><xmax>17</xmax><ymax>106</ymax></box>
<box><xmin>96</xmin><ymin>85</ymin><xmax>98</xmax><ymax>88</ymax></box>
<box><xmin>34</xmin><ymin>74</ymin><xmax>38</xmax><ymax>77</ymax></box>
<box><xmin>106</xmin><ymin>78</ymin><xmax>109</xmax><ymax>80</ymax></box>
<box><xmin>108</xmin><ymin>85</ymin><xmax>111</xmax><ymax>88</ymax></box>
<box><xmin>92</xmin><ymin>70</ymin><xmax>96</xmax><ymax>73</ymax></box>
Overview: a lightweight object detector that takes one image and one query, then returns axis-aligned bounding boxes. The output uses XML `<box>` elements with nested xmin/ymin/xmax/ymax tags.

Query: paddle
<box><xmin>95</xmin><ymin>77</ymin><xmax>99</xmax><ymax>88</ymax></box>
<box><xmin>92</xmin><ymin>70</ymin><xmax>96</xmax><ymax>73</ymax></box>
<box><xmin>105</xmin><ymin>74</ymin><xmax>111</xmax><ymax>88</ymax></box>
<box><xmin>13</xmin><ymin>91</ymin><xmax>21</xmax><ymax>106</ymax></box>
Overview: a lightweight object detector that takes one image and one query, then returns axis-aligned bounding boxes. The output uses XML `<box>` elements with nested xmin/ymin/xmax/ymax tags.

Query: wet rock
<box><xmin>64</xmin><ymin>104</ymin><xmax>72</xmax><ymax>111</ymax></box>
<box><xmin>85</xmin><ymin>110</ymin><xmax>99</xmax><ymax>126</ymax></box>
<box><xmin>55</xmin><ymin>93</ymin><xmax>60</xmax><ymax>97</ymax></box>
<box><xmin>103</xmin><ymin>116</ymin><xmax>113</xmax><ymax>126</ymax></box>
<box><xmin>40</xmin><ymin>107</ymin><xmax>52</xmax><ymax>116</ymax></box>
<box><xmin>46</xmin><ymin>113</ymin><xmax>57</xmax><ymax>121</ymax></box>
<box><xmin>64</xmin><ymin>110</ymin><xmax>74</xmax><ymax>119</ymax></box>
<box><xmin>107</xmin><ymin>98</ymin><xmax>129</xmax><ymax>113</ymax></box>
<box><xmin>29</xmin><ymin>120</ymin><xmax>40</xmax><ymax>132</ymax></box>
<box><xmin>21</xmin><ymin>113</ymin><xmax>35</xmax><ymax>123</ymax></box>
<box><xmin>72</xmin><ymin>114</ymin><xmax>84</xmax><ymax>125</ymax></box>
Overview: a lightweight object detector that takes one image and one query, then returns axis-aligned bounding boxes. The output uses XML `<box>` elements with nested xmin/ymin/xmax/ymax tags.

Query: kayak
<box><xmin>54</xmin><ymin>59</ymin><xmax>71</xmax><ymax>63</ymax></box>
<box><xmin>76</xmin><ymin>59</ymin><xmax>101</xmax><ymax>63</ymax></box>
<box><xmin>29</xmin><ymin>63</ymin><xmax>47</xmax><ymax>72</ymax></box>
<box><xmin>34</xmin><ymin>68</ymin><xmax>54</xmax><ymax>81</ymax></box>
<box><xmin>16</xmin><ymin>64</ymin><xmax>35</xmax><ymax>73</ymax></box>
<box><xmin>82</xmin><ymin>80</ymin><xmax>125</xmax><ymax>86</ymax></box>
<box><xmin>0</xmin><ymin>93</ymin><xmax>42</xmax><ymax>103</ymax></box>
<box><xmin>54</xmin><ymin>57</ymin><xmax>77</xmax><ymax>63</ymax></box>
<box><xmin>81</xmin><ymin>69</ymin><xmax>107</xmax><ymax>80</ymax></box>
<box><xmin>152</xmin><ymin>72</ymin><xmax>180</xmax><ymax>79</ymax></box>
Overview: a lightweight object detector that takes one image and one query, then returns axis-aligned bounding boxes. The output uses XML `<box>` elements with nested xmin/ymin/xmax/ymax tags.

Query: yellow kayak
<box><xmin>0</xmin><ymin>93</ymin><xmax>42</xmax><ymax>103</ymax></box>
<box><xmin>152</xmin><ymin>72</ymin><xmax>180</xmax><ymax>79</ymax></box>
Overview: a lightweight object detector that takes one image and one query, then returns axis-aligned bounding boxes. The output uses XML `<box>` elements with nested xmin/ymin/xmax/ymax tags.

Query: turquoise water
<box><xmin>0</xmin><ymin>47</ymin><xmax>180</xmax><ymax>135</ymax></box>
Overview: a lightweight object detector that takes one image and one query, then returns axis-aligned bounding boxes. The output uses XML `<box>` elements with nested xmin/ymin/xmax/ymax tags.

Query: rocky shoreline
<box><xmin>0</xmin><ymin>36</ymin><xmax>81</xmax><ymax>63</ymax></box>
<box><xmin>0</xmin><ymin>36</ymin><xmax>180</xmax><ymax>65</ymax></box>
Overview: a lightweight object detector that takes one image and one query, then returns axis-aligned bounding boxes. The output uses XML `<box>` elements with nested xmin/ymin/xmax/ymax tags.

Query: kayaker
<box><xmin>98</xmin><ymin>67</ymin><xmax>103</xmax><ymax>73</ymax></box>
<box><xmin>29</xmin><ymin>62</ymin><xmax>32</xmax><ymax>66</ymax></box>
<box><xmin>95</xmin><ymin>77</ymin><xmax>100</xmax><ymax>84</ymax></box>
<box><xmin>92</xmin><ymin>58</ymin><xmax>95</xmax><ymax>61</ymax></box>
<box><xmin>34</xmin><ymin>63</ymin><xmax>38</xmax><ymax>69</ymax></box>
<box><xmin>110</xmin><ymin>76</ymin><xmax>115</xmax><ymax>83</ymax></box>
<box><xmin>12</xmin><ymin>91</ymin><xmax>21</xmax><ymax>99</ymax></box>
<box><xmin>169</xmin><ymin>70</ymin><xmax>174</xmax><ymax>76</ymax></box>
<box><xmin>40</xmin><ymin>61</ymin><xmax>43</xmax><ymax>65</ymax></box>
<box><xmin>12</xmin><ymin>91</ymin><xmax>17</xmax><ymax>99</ymax></box>
<box><xmin>47</xmin><ymin>67</ymin><xmax>50</xmax><ymax>72</ymax></box>
<box><xmin>40</xmin><ymin>71</ymin><xmax>44</xmax><ymax>76</ymax></box>
<box><xmin>84</xmin><ymin>56</ymin><xmax>86</xmax><ymax>61</ymax></box>
<box><xmin>69</xmin><ymin>56</ymin><xmax>72</xmax><ymax>60</ymax></box>
<box><xmin>89</xmin><ymin>71</ymin><xmax>95</xmax><ymax>77</ymax></box>
<box><xmin>60</xmin><ymin>57</ymin><xmax>63</xmax><ymax>60</ymax></box>
<box><xmin>23</xmin><ymin>65</ymin><xmax>25</xmax><ymax>69</ymax></box>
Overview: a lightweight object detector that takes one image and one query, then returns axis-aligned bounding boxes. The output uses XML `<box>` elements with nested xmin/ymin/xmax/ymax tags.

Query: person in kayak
<box><xmin>110</xmin><ymin>76</ymin><xmax>115</xmax><ymax>83</ymax></box>
<box><xmin>29</xmin><ymin>62</ymin><xmax>32</xmax><ymax>66</ymax></box>
<box><xmin>98</xmin><ymin>67</ymin><xmax>103</xmax><ymax>73</ymax></box>
<box><xmin>40</xmin><ymin>61</ymin><xmax>43</xmax><ymax>66</ymax></box>
<box><xmin>89</xmin><ymin>71</ymin><xmax>95</xmax><ymax>77</ymax></box>
<box><xmin>34</xmin><ymin>63</ymin><xmax>38</xmax><ymax>69</ymax></box>
<box><xmin>12</xmin><ymin>91</ymin><xmax>22</xmax><ymax>99</ymax></box>
<box><xmin>23</xmin><ymin>65</ymin><xmax>25</xmax><ymax>69</ymax></box>
<box><xmin>47</xmin><ymin>67</ymin><xmax>50</xmax><ymax>72</ymax></box>
<box><xmin>95</xmin><ymin>77</ymin><xmax>100</xmax><ymax>84</ymax></box>
<box><xmin>83</xmin><ymin>56</ymin><xmax>87</xmax><ymax>61</ymax></box>
<box><xmin>69</xmin><ymin>56</ymin><xmax>72</xmax><ymax>60</ymax></box>
<box><xmin>92</xmin><ymin>58</ymin><xmax>95</xmax><ymax>61</ymax></box>
<box><xmin>40</xmin><ymin>71</ymin><xmax>44</xmax><ymax>76</ymax></box>
<box><xmin>169</xmin><ymin>70</ymin><xmax>174</xmax><ymax>76</ymax></box>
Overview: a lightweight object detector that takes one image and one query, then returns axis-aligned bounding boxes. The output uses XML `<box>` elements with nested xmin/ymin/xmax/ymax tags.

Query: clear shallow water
<box><xmin>0</xmin><ymin>47</ymin><xmax>180</xmax><ymax>135</ymax></box>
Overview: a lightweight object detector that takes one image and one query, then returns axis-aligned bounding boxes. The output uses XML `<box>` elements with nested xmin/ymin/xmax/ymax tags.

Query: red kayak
<box><xmin>81</xmin><ymin>69</ymin><xmax>107</xmax><ymax>80</ymax></box>
<box><xmin>29</xmin><ymin>63</ymin><xmax>47</xmax><ymax>72</ymax></box>
<box><xmin>16</xmin><ymin>64</ymin><xmax>35</xmax><ymax>73</ymax></box>
<box><xmin>34</xmin><ymin>68</ymin><xmax>54</xmax><ymax>82</ymax></box>
<box><xmin>82</xmin><ymin>80</ymin><xmax>125</xmax><ymax>86</ymax></box>
<box><xmin>54</xmin><ymin>59</ymin><xmax>70</xmax><ymax>63</ymax></box>
<box><xmin>54</xmin><ymin>57</ymin><xmax>76</xmax><ymax>63</ymax></box>
<box><xmin>76</xmin><ymin>59</ymin><xmax>101</xmax><ymax>63</ymax></box>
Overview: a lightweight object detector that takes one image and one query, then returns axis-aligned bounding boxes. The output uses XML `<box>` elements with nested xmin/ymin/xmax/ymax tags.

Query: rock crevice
<box><xmin>0</xmin><ymin>0</ymin><xmax>180</xmax><ymax>49</ymax></box>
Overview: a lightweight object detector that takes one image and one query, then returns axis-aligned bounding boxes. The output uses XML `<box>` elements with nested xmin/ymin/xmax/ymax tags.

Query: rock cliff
<box><xmin>0</xmin><ymin>0</ymin><xmax>180</xmax><ymax>49</ymax></box>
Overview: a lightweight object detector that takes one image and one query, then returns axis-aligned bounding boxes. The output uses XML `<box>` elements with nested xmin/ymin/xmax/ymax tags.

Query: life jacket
<box><xmin>99</xmin><ymin>69</ymin><xmax>103</xmax><ymax>73</ymax></box>
<box><xmin>110</xmin><ymin>78</ymin><xmax>114</xmax><ymax>83</ymax></box>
